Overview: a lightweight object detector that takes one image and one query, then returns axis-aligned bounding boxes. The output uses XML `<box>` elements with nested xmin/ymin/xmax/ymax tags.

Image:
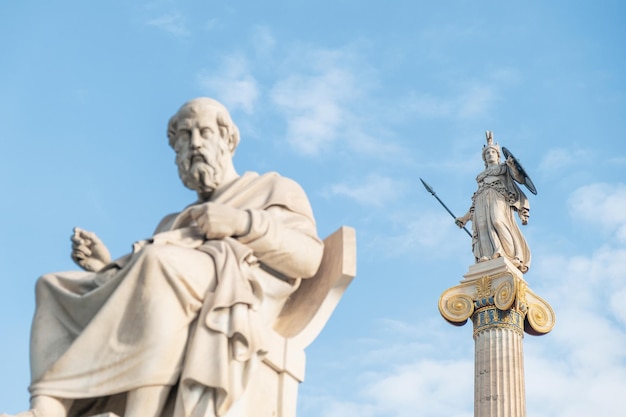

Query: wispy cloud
<box><xmin>568</xmin><ymin>182</ymin><xmax>626</xmax><ymax>242</ymax></box>
<box><xmin>369</xmin><ymin>209</ymin><xmax>469</xmax><ymax>260</ymax></box>
<box><xmin>270</xmin><ymin>62</ymin><xmax>358</xmax><ymax>155</ymax></box>
<box><xmin>263</xmin><ymin>41</ymin><xmax>412</xmax><ymax>158</ymax></box>
<box><xmin>404</xmin><ymin>81</ymin><xmax>499</xmax><ymax>120</ymax></box>
<box><xmin>195</xmin><ymin>30</ymin><xmax>413</xmax><ymax>159</ymax></box>
<box><xmin>146</xmin><ymin>11</ymin><xmax>190</xmax><ymax>37</ymax></box>
<box><xmin>401</xmin><ymin>92</ymin><xmax>455</xmax><ymax>118</ymax></box>
<box><xmin>301</xmin><ymin>319</ymin><xmax>474</xmax><ymax>417</ymax></box>
<box><xmin>361</xmin><ymin>360</ymin><xmax>474</xmax><ymax>417</ymax></box>
<box><xmin>400</xmin><ymin>66</ymin><xmax>521</xmax><ymax>121</ymax></box>
<box><xmin>526</xmin><ymin>244</ymin><xmax>626</xmax><ymax>416</ymax></box>
<box><xmin>538</xmin><ymin>147</ymin><xmax>590</xmax><ymax>173</ymax></box>
<box><xmin>304</xmin><ymin>240</ymin><xmax>626</xmax><ymax>417</ymax></box>
<box><xmin>456</xmin><ymin>84</ymin><xmax>498</xmax><ymax>118</ymax></box>
<box><xmin>203</xmin><ymin>18</ymin><xmax>220</xmax><ymax>31</ymax></box>
<box><xmin>305</xmin><ymin>180</ymin><xmax>626</xmax><ymax>417</ymax></box>
<box><xmin>250</xmin><ymin>25</ymin><xmax>276</xmax><ymax>57</ymax></box>
<box><xmin>198</xmin><ymin>55</ymin><xmax>259</xmax><ymax>114</ymax></box>
<box><xmin>325</xmin><ymin>174</ymin><xmax>404</xmax><ymax>207</ymax></box>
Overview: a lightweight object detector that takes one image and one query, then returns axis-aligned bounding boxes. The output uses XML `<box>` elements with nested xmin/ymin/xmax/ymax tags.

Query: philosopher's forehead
<box><xmin>177</xmin><ymin>110</ymin><xmax>216</xmax><ymax>129</ymax></box>
<box><xmin>176</xmin><ymin>117</ymin><xmax>195</xmax><ymax>129</ymax></box>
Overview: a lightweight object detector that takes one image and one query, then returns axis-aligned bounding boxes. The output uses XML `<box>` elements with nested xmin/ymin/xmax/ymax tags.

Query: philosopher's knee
<box><xmin>134</xmin><ymin>244</ymin><xmax>203</xmax><ymax>276</ymax></box>
<box><xmin>132</xmin><ymin>243</ymin><xmax>215</xmax><ymax>299</ymax></box>
<box><xmin>35</xmin><ymin>274</ymin><xmax>57</xmax><ymax>298</ymax></box>
<box><xmin>136</xmin><ymin>244</ymin><xmax>173</xmax><ymax>265</ymax></box>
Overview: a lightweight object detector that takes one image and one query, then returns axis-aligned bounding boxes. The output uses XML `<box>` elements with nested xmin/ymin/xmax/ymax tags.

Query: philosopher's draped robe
<box><xmin>28</xmin><ymin>172</ymin><xmax>324</xmax><ymax>417</ymax></box>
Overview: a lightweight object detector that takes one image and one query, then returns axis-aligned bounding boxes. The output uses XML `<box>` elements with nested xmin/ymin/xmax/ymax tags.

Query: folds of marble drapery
<box><xmin>28</xmin><ymin>171</ymin><xmax>324</xmax><ymax>417</ymax></box>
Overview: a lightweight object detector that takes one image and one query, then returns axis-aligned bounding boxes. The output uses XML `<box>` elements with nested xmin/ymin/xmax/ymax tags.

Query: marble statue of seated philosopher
<box><xmin>2</xmin><ymin>98</ymin><xmax>324</xmax><ymax>417</ymax></box>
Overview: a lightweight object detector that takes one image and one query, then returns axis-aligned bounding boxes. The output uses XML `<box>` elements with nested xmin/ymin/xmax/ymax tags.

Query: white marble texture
<box><xmin>1</xmin><ymin>98</ymin><xmax>356</xmax><ymax>417</ymax></box>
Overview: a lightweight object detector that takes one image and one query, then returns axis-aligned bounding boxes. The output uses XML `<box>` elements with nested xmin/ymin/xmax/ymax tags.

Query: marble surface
<box><xmin>1</xmin><ymin>98</ymin><xmax>356</xmax><ymax>417</ymax></box>
<box><xmin>456</xmin><ymin>131</ymin><xmax>532</xmax><ymax>273</ymax></box>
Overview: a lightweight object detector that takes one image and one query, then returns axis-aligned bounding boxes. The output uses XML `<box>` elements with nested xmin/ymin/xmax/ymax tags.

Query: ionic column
<box><xmin>439</xmin><ymin>258</ymin><xmax>555</xmax><ymax>417</ymax></box>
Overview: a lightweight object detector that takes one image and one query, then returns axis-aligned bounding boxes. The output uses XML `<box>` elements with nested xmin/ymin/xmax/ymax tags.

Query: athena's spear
<box><xmin>420</xmin><ymin>178</ymin><xmax>472</xmax><ymax>238</ymax></box>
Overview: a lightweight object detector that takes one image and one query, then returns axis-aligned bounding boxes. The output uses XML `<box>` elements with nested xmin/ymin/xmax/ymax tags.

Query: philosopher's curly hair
<box><xmin>167</xmin><ymin>98</ymin><xmax>240</xmax><ymax>153</ymax></box>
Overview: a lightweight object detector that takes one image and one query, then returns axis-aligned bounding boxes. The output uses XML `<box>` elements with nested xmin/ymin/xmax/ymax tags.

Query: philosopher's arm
<box><xmin>236</xmin><ymin>206</ymin><xmax>323</xmax><ymax>279</ymax></box>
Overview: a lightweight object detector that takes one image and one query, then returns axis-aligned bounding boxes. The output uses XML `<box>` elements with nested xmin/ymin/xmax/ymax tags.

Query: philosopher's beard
<box><xmin>176</xmin><ymin>145</ymin><xmax>227</xmax><ymax>196</ymax></box>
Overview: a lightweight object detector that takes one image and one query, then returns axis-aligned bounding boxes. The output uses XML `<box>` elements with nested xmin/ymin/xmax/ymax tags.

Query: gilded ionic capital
<box><xmin>438</xmin><ymin>257</ymin><xmax>555</xmax><ymax>336</ymax></box>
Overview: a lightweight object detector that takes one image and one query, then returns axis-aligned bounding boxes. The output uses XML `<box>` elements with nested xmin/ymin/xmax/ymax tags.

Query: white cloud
<box><xmin>402</xmin><ymin>92</ymin><xmax>455</xmax><ymax>118</ymax></box>
<box><xmin>203</xmin><ymin>18</ymin><xmax>220</xmax><ymax>31</ymax></box>
<box><xmin>608</xmin><ymin>155</ymin><xmax>626</xmax><ymax>165</ymax></box>
<box><xmin>199</xmin><ymin>55</ymin><xmax>259</xmax><ymax>114</ymax></box>
<box><xmin>528</xmin><ymin>186</ymin><xmax>626</xmax><ymax>413</ymax></box>
<box><xmin>363</xmin><ymin>360</ymin><xmax>474</xmax><ymax>417</ymax></box>
<box><xmin>610</xmin><ymin>288</ymin><xmax>626</xmax><ymax>328</ymax></box>
<box><xmin>305</xmin><ymin>251</ymin><xmax>626</xmax><ymax>417</ymax></box>
<box><xmin>270</xmin><ymin>64</ymin><xmax>358</xmax><ymax>155</ymax></box>
<box><xmin>538</xmin><ymin>147</ymin><xmax>590</xmax><ymax>172</ymax></box>
<box><xmin>250</xmin><ymin>25</ymin><xmax>276</xmax><ymax>57</ymax></box>
<box><xmin>345</xmin><ymin>130</ymin><xmax>408</xmax><ymax>160</ymax></box>
<box><xmin>404</xmin><ymin>82</ymin><xmax>498</xmax><ymax>120</ymax></box>
<box><xmin>401</xmin><ymin>67</ymin><xmax>521</xmax><ymax>121</ymax></box>
<box><xmin>370</xmin><ymin>209</ymin><xmax>469</xmax><ymax>260</ymax></box>
<box><xmin>317</xmin><ymin>401</ymin><xmax>377</xmax><ymax>417</ymax></box>
<box><xmin>146</xmin><ymin>12</ymin><xmax>190</xmax><ymax>37</ymax></box>
<box><xmin>304</xmin><ymin>191</ymin><xmax>626</xmax><ymax>417</ymax></box>
<box><xmin>568</xmin><ymin>182</ymin><xmax>626</xmax><ymax>242</ymax></box>
<box><xmin>271</xmin><ymin>65</ymin><xmax>412</xmax><ymax>158</ymax></box>
<box><xmin>456</xmin><ymin>84</ymin><xmax>498</xmax><ymax>118</ymax></box>
<box><xmin>326</xmin><ymin>175</ymin><xmax>404</xmax><ymax>207</ymax></box>
<box><xmin>526</xmin><ymin>352</ymin><xmax>626</xmax><ymax>417</ymax></box>
<box><xmin>195</xmin><ymin>33</ymin><xmax>409</xmax><ymax>159</ymax></box>
<box><xmin>302</xmin><ymin>319</ymin><xmax>474</xmax><ymax>417</ymax></box>
<box><xmin>267</xmin><ymin>45</ymin><xmax>413</xmax><ymax>158</ymax></box>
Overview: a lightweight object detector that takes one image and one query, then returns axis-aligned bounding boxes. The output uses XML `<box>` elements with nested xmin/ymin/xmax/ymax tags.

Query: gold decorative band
<box><xmin>472</xmin><ymin>306</ymin><xmax>524</xmax><ymax>337</ymax></box>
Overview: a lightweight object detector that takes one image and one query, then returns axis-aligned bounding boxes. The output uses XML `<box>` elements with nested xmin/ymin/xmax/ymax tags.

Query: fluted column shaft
<box><xmin>473</xmin><ymin>308</ymin><xmax>525</xmax><ymax>417</ymax></box>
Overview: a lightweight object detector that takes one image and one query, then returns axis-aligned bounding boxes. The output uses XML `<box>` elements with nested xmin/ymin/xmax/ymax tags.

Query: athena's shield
<box><xmin>502</xmin><ymin>146</ymin><xmax>537</xmax><ymax>195</ymax></box>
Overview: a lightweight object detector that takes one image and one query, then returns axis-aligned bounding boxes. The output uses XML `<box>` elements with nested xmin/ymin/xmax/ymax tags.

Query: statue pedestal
<box><xmin>439</xmin><ymin>258</ymin><xmax>555</xmax><ymax>417</ymax></box>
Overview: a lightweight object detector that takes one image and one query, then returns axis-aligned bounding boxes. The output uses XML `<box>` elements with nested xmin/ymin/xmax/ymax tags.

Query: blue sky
<box><xmin>1</xmin><ymin>1</ymin><xmax>625</xmax><ymax>416</ymax></box>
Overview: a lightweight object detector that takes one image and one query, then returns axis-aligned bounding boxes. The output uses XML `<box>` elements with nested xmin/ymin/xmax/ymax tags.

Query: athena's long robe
<box><xmin>469</xmin><ymin>163</ymin><xmax>531</xmax><ymax>272</ymax></box>
<box><xmin>28</xmin><ymin>172</ymin><xmax>324</xmax><ymax>417</ymax></box>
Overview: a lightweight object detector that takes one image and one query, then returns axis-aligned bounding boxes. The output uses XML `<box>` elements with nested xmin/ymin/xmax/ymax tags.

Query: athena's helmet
<box><xmin>482</xmin><ymin>131</ymin><xmax>501</xmax><ymax>165</ymax></box>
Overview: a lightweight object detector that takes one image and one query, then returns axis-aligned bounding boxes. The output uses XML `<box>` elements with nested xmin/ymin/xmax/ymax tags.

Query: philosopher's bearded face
<box><xmin>173</xmin><ymin>109</ymin><xmax>229</xmax><ymax>195</ymax></box>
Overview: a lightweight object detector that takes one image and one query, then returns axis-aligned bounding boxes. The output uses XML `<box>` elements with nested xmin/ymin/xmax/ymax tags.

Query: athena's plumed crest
<box><xmin>483</xmin><ymin>130</ymin><xmax>501</xmax><ymax>157</ymax></box>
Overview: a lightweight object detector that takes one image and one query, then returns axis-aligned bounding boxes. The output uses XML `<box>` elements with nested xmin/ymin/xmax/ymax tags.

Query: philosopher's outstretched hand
<box><xmin>189</xmin><ymin>202</ymin><xmax>251</xmax><ymax>240</ymax></box>
<box><xmin>71</xmin><ymin>227</ymin><xmax>112</xmax><ymax>272</ymax></box>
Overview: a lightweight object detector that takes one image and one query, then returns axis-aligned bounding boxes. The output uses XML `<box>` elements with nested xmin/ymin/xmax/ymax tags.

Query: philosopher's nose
<box><xmin>190</xmin><ymin>130</ymin><xmax>203</xmax><ymax>149</ymax></box>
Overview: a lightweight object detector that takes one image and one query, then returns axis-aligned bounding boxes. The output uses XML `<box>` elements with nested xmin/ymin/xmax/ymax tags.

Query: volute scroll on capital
<box><xmin>439</xmin><ymin>272</ymin><xmax>515</xmax><ymax>326</ymax></box>
<box><xmin>439</xmin><ymin>269</ymin><xmax>555</xmax><ymax>336</ymax></box>
<box><xmin>523</xmin><ymin>288</ymin><xmax>556</xmax><ymax>335</ymax></box>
